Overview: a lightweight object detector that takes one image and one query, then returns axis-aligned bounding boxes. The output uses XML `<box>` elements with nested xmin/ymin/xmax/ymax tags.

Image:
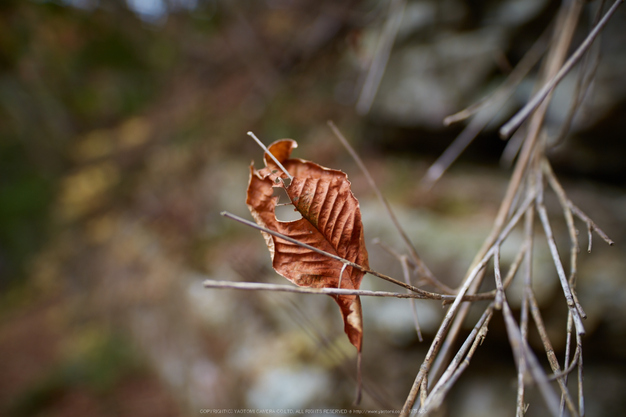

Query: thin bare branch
<box><xmin>423</xmin><ymin>111</ymin><xmax>497</xmax><ymax>188</ymax></box>
<box><xmin>328</xmin><ymin>121</ymin><xmax>453</xmax><ymax>294</ymax></box>
<box><xmin>221</xmin><ymin>211</ymin><xmax>493</xmax><ymax>302</ymax></box>
<box><xmin>400</xmin><ymin>255</ymin><xmax>423</xmax><ymax>341</ymax></box>
<box><xmin>561</xmin><ymin>311</ymin><xmax>576</xmax><ymax>415</ymax></box>
<box><xmin>356</xmin><ymin>0</ymin><xmax>406</xmax><ymax>115</ymax></box>
<box><xmin>441</xmin><ymin>240</ymin><xmax>527</xmax><ymax>307</ymax></box>
<box><xmin>443</xmin><ymin>23</ymin><xmax>551</xmax><ymax>126</ymax></box>
<box><xmin>527</xmin><ymin>288</ymin><xmax>579</xmax><ymax>416</ymax></box>
<box><xmin>421</xmin><ymin>303</ymin><xmax>495</xmax><ymax>414</ymax></box>
<box><xmin>500</xmin><ymin>124</ymin><xmax>528</xmax><ymax>168</ymax></box>
<box><xmin>496</xmin><ymin>189</ymin><xmax>538</xmax><ymax>247</ymax></box>
<box><xmin>543</xmin><ymin>157</ymin><xmax>614</xmax><ymax>249</ymax></box>
<box><xmin>205</xmin><ymin>280</ymin><xmax>435</xmax><ymax>300</ymax></box>
<box><xmin>419</xmin><ymin>377</ymin><xmax>428</xmax><ymax>409</ymax></box>
<box><xmin>516</xmin><ymin>208</ymin><xmax>535</xmax><ymax>417</ymax></box>
<box><xmin>569</xmin><ymin>203</ymin><xmax>614</xmax><ymax>249</ymax></box>
<box><xmin>542</xmin><ymin>159</ymin><xmax>580</xmax><ymax>284</ymax></box>
<box><xmin>502</xmin><ymin>300</ymin><xmax>565</xmax><ymax>417</ymax></box>
<box><xmin>399</xmin><ymin>256</ymin><xmax>491</xmax><ymax>416</ymax></box>
<box><xmin>493</xmin><ymin>245</ymin><xmax>504</xmax><ymax>310</ymax></box>
<box><xmin>401</xmin><ymin>4</ymin><xmax>589</xmax><ymax>412</ymax></box>
<box><xmin>247</xmin><ymin>131</ymin><xmax>294</xmax><ymax>181</ymax></box>
<box><xmin>400</xmin><ymin>191</ymin><xmax>536</xmax><ymax>416</ymax></box>
<box><xmin>552</xmin><ymin>0</ymin><xmax>604</xmax><ymax>148</ymax></box>
<box><xmin>500</xmin><ymin>0</ymin><xmax>624</xmax><ymax>138</ymax></box>
<box><xmin>536</xmin><ymin>190</ymin><xmax>586</xmax><ymax>334</ymax></box>
<box><xmin>434</xmin><ymin>13</ymin><xmax>579</xmax><ymax>392</ymax></box>
<box><xmin>548</xmin><ymin>345</ymin><xmax>580</xmax><ymax>382</ymax></box>
<box><xmin>502</xmin><ymin>240</ymin><xmax>528</xmax><ymax>292</ymax></box>
<box><xmin>577</xmin><ymin>332</ymin><xmax>585</xmax><ymax>417</ymax></box>
<box><xmin>535</xmin><ymin>157</ymin><xmax>587</xmax><ymax>328</ymax></box>
<box><xmin>424</xmin><ymin>21</ymin><xmax>551</xmax><ymax>188</ymax></box>
<box><xmin>415</xmin><ymin>30</ymin><xmax>565</xmax><ymax>413</ymax></box>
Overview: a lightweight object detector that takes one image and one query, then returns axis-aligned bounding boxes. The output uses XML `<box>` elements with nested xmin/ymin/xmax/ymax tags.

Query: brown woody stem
<box><xmin>221</xmin><ymin>211</ymin><xmax>496</xmax><ymax>302</ymax></box>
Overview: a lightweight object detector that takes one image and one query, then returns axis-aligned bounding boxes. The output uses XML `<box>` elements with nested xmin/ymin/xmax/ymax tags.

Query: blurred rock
<box><xmin>247</xmin><ymin>365</ymin><xmax>332</xmax><ymax>410</ymax></box>
<box><xmin>360</xmin><ymin>0</ymin><xmax>626</xmax><ymax>184</ymax></box>
<box><xmin>372</xmin><ymin>27</ymin><xmax>505</xmax><ymax>127</ymax></box>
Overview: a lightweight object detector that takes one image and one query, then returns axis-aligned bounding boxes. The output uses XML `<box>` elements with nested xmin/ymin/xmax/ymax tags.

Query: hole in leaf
<box><xmin>272</xmin><ymin>186</ymin><xmax>302</xmax><ymax>222</ymax></box>
<box><xmin>275</xmin><ymin>205</ymin><xmax>303</xmax><ymax>222</ymax></box>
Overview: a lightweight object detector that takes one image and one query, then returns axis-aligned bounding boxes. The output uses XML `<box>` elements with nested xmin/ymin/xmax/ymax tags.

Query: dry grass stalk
<box><xmin>398</xmin><ymin>1</ymin><xmax>618</xmax><ymax>415</ymax></box>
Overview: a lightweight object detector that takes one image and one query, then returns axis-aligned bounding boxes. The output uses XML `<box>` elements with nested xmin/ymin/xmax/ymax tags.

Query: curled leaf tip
<box><xmin>263</xmin><ymin>139</ymin><xmax>298</xmax><ymax>167</ymax></box>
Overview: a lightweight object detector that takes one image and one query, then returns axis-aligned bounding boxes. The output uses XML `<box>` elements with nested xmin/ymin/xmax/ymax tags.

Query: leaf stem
<box><xmin>247</xmin><ymin>131</ymin><xmax>294</xmax><ymax>181</ymax></box>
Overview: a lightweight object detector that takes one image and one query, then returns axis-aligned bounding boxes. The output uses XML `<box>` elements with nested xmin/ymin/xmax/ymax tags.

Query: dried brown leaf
<box><xmin>246</xmin><ymin>139</ymin><xmax>369</xmax><ymax>352</ymax></box>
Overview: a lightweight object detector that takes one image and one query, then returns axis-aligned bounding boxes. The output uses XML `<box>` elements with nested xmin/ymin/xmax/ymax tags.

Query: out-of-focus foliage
<box><xmin>0</xmin><ymin>0</ymin><xmax>180</xmax><ymax>286</ymax></box>
<box><xmin>1</xmin><ymin>1</ymin><xmax>361</xmax><ymax>414</ymax></box>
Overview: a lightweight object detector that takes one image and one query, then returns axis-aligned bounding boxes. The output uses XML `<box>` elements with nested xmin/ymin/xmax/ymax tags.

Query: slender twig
<box><xmin>542</xmin><ymin>159</ymin><xmax>580</xmax><ymax>284</ymax></box>
<box><xmin>441</xmin><ymin>241</ymin><xmax>526</xmax><ymax>307</ymax></box>
<box><xmin>540</xmin><ymin>154</ymin><xmax>613</xmax><ymax>405</ymax></box>
<box><xmin>559</xmin><ymin>192</ymin><xmax>614</xmax><ymax>250</ymax></box>
<box><xmin>535</xmin><ymin>156</ymin><xmax>587</xmax><ymax>331</ymax></box>
<box><xmin>356</xmin><ymin>0</ymin><xmax>406</xmax><ymax>115</ymax></box>
<box><xmin>420</xmin><ymin>303</ymin><xmax>495</xmax><ymax>413</ymax></box>
<box><xmin>399</xmin><ymin>251</ymin><xmax>493</xmax><ymax>416</ymax></box>
<box><xmin>548</xmin><ymin>346</ymin><xmax>580</xmax><ymax>381</ymax></box>
<box><xmin>576</xmin><ymin>331</ymin><xmax>585</xmax><ymax>417</ymax></box>
<box><xmin>561</xmin><ymin>311</ymin><xmax>576</xmax><ymax>416</ymax></box>
<box><xmin>544</xmin><ymin>155</ymin><xmax>607</xmax><ymax>251</ymax></box>
<box><xmin>400</xmin><ymin>255</ymin><xmax>423</xmax><ymax>341</ymax></box>
<box><xmin>536</xmin><ymin>189</ymin><xmax>587</xmax><ymax>335</ymax></box>
<box><xmin>500</xmin><ymin>0</ymin><xmax>624</xmax><ymax>138</ymax></box>
<box><xmin>502</xmin><ymin>300</ymin><xmax>565</xmax><ymax>417</ymax></box>
<box><xmin>424</xmin><ymin>22</ymin><xmax>551</xmax><ymax>188</ymax></box>
<box><xmin>502</xmin><ymin>240</ymin><xmax>528</xmax><ymax>294</ymax></box>
<box><xmin>569</xmin><ymin>202</ymin><xmax>615</xmax><ymax>250</ymax></box>
<box><xmin>423</xmin><ymin>110</ymin><xmax>497</xmax><ymax>188</ymax></box>
<box><xmin>493</xmin><ymin>245</ymin><xmax>504</xmax><ymax>310</ymax></box>
<box><xmin>443</xmin><ymin>22</ymin><xmax>551</xmax><ymax>126</ymax></box>
<box><xmin>527</xmin><ymin>288</ymin><xmax>579</xmax><ymax>416</ymax></box>
<box><xmin>328</xmin><ymin>121</ymin><xmax>454</xmax><ymax>294</ymax></box>
<box><xmin>516</xmin><ymin>207</ymin><xmax>534</xmax><ymax>417</ymax></box>
<box><xmin>558</xmin><ymin>357</ymin><xmax>583</xmax><ymax>388</ymax></box>
<box><xmin>205</xmin><ymin>280</ymin><xmax>439</xmax><ymax>300</ymax></box>
<box><xmin>400</xmin><ymin>190</ymin><xmax>536</xmax><ymax>416</ymax></box>
<box><xmin>419</xmin><ymin>9</ymin><xmax>580</xmax><ymax>411</ymax></box>
<box><xmin>401</xmin><ymin>3</ymin><xmax>587</xmax><ymax>414</ymax></box>
<box><xmin>500</xmin><ymin>123</ymin><xmax>528</xmax><ymax>168</ymax></box>
<box><xmin>552</xmin><ymin>0</ymin><xmax>605</xmax><ymax>148</ymax></box>
<box><xmin>429</xmin><ymin>268</ymin><xmax>486</xmax><ymax>382</ymax></box>
<box><xmin>221</xmin><ymin>211</ymin><xmax>494</xmax><ymax>302</ymax></box>
<box><xmin>248</xmin><ymin>131</ymin><xmax>294</xmax><ymax>181</ymax></box>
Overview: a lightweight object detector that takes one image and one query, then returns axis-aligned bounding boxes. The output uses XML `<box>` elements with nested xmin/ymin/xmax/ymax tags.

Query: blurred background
<box><xmin>1</xmin><ymin>0</ymin><xmax>625</xmax><ymax>416</ymax></box>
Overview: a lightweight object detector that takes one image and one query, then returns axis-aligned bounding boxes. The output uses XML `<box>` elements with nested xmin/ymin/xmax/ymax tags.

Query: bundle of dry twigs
<box><xmin>211</xmin><ymin>1</ymin><xmax>620</xmax><ymax>415</ymax></box>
